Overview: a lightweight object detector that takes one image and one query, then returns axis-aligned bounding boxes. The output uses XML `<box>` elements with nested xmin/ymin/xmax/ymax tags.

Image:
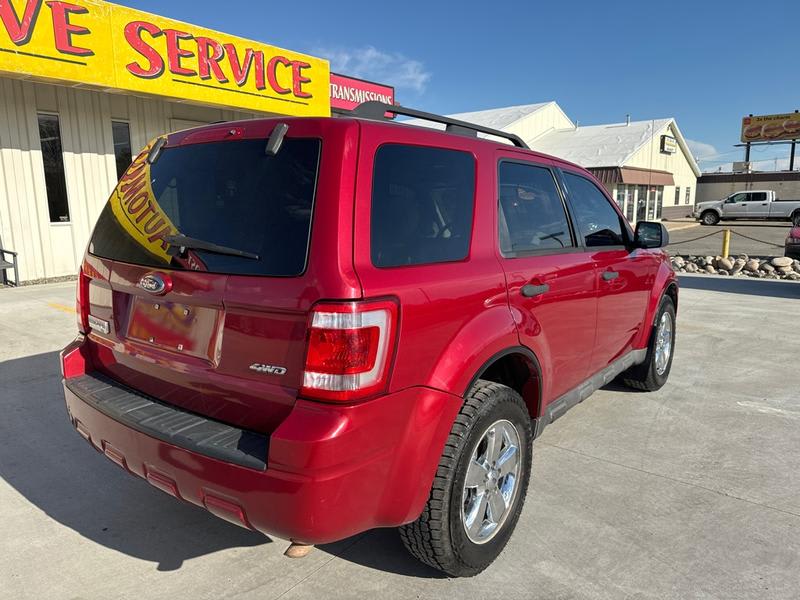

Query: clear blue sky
<box><xmin>126</xmin><ymin>0</ymin><xmax>799</xmax><ymax>171</ymax></box>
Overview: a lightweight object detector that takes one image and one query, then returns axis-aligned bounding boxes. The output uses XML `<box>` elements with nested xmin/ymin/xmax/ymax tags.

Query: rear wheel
<box><xmin>701</xmin><ymin>211</ymin><xmax>720</xmax><ymax>226</ymax></box>
<box><xmin>399</xmin><ymin>380</ymin><xmax>532</xmax><ymax>577</ymax></box>
<box><xmin>621</xmin><ymin>295</ymin><xmax>676</xmax><ymax>391</ymax></box>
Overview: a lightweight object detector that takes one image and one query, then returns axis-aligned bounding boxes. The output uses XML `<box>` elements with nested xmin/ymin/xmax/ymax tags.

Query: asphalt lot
<box><xmin>1</xmin><ymin>279</ymin><xmax>800</xmax><ymax>599</ymax></box>
<box><xmin>666</xmin><ymin>220</ymin><xmax>790</xmax><ymax>258</ymax></box>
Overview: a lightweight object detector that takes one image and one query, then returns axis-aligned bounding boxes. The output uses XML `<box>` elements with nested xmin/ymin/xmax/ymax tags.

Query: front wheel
<box><xmin>701</xmin><ymin>211</ymin><xmax>720</xmax><ymax>226</ymax></box>
<box><xmin>621</xmin><ymin>295</ymin><xmax>676</xmax><ymax>391</ymax></box>
<box><xmin>400</xmin><ymin>380</ymin><xmax>532</xmax><ymax>577</ymax></box>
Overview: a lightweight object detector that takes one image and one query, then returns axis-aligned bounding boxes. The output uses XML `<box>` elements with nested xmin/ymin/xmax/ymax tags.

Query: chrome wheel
<box><xmin>655</xmin><ymin>311</ymin><xmax>673</xmax><ymax>375</ymax></box>
<box><xmin>461</xmin><ymin>419</ymin><xmax>521</xmax><ymax>544</ymax></box>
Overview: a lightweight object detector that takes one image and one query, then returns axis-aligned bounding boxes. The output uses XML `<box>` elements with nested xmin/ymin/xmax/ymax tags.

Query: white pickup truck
<box><xmin>694</xmin><ymin>190</ymin><xmax>800</xmax><ymax>226</ymax></box>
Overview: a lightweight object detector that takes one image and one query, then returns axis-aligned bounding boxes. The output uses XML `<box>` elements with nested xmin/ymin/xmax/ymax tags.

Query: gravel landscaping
<box><xmin>671</xmin><ymin>254</ymin><xmax>800</xmax><ymax>280</ymax></box>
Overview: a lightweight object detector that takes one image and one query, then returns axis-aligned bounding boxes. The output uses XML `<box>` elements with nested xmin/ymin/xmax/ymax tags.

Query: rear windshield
<box><xmin>89</xmin><ymin>137</ymin><xmax>321</xmax><ymax>276</ymax></box>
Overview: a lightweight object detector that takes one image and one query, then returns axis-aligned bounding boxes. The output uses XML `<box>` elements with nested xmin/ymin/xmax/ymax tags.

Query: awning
<box><xmin>589</xmin><ymin>167</ymin><xmax>675</xmax><ymax>187</ymax></box>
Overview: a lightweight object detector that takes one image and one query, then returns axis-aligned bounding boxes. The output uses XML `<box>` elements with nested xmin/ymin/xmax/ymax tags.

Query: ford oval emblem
<box><xmin>138</xmin><ymin>273</ymin><xmax>171</xmax><ymax>295</ymax></box>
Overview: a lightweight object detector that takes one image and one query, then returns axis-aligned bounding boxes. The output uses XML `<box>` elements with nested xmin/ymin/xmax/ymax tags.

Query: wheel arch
<box><xmin>464</xmin><ymin>346</ymin><xmax>543</xmax><ymax>421</ymax></box>
<box><xmin>635</xmin><ymin>263</ymin><xmax>679</xmax><ymax>348</ymax></box>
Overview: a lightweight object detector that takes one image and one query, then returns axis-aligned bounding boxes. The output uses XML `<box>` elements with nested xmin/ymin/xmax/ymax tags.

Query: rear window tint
<box><xmin>371</xmin><ymin>145</ymin><xmax>475</xmax><ymax>268</ymax></box>
<box><xmin>89</xmin><ymin>137</ymin><xmax>320</xmax><ymax>276</ymax></box>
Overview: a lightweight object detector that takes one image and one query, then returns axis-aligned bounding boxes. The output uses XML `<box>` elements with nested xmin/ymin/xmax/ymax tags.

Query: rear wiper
<box><xmin>163</xmin><ymin>234</ymin><xmax>260</xmax><ymax>260</ymax></box>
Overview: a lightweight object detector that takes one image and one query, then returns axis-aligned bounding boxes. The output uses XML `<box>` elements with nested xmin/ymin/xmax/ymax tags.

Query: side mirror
<box><xmin>634</xmin><ymin>221</ymin><xmax>669</xmax><ymax>249</ymax></box>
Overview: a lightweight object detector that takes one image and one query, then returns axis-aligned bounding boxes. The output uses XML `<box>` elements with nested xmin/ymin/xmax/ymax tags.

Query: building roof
<box><xmin>533</xmin><ymin>117</ymin><xmax>702</xmax><ymax>177</ymax></box>
<box><xmin>532</xmin><ymin>119</ymin><xmax>671</xmax><ymax>167</ymax></box>
<box><xmin>402</xmin><ymin>101</ymin><xmax>555</xmax><ymax>131</ymax></box>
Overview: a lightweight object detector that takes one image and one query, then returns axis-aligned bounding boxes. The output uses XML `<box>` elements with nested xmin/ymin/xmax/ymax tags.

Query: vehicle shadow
<box><xmin>320</xmin><ymin>529</ymin><xmax>446</xmax><ymax>579</ymax></box>
<box><xmin>678</xmin><ymin>274</ymin><xmax>800</xmax><ymax>299</ymax></box>
<box><xmin>0</xmin><ymin>351</ymin><xmax>269</xmax><ymax>571</ymax></box>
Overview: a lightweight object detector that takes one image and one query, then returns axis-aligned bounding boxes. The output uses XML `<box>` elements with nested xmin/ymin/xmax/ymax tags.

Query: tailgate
<box><xmin>87</xmin><ymin>260</ymin><xmax>308</xmax><ymax>432</ymax></box>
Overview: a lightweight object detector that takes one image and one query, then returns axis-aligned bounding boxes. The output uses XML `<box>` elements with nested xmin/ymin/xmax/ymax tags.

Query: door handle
<box><xmin>602</xmin><ymin>270</ymin><xmax>619</xmax><ymax>281</ymax></box>
<box><xmin>521</xmin><ymin>283</ymin><xmax>549</xmax><ymax>298</ymax></box>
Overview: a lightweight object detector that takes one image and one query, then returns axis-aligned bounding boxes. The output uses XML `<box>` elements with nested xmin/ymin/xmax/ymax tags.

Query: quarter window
<box><xmin>37</xmin><ymin>113</ymin><xmax>70</xmax><ymax>223</ymax></box>
<box><xmin>498</xmin><ymin>162</ymin><xmax>573</xmax><ymax>255</ymax></box>
<box><xmin>371</xmin><ymin>145</ymin><xmax>475</xmax><ymax>268</ymax></box>
<box><xmin>562</xmin><ymin>172</ymin><xmax>626</xmax><ymax>247</ymax></box>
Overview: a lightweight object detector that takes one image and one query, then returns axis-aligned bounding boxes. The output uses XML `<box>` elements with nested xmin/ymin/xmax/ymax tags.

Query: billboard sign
<box><xmin>660</xmin><ymin>135</ymin><xmax>677</xmax><ymax>154</ymax></box>
<box><xmin>330</xmin><ymin>73</ymin><xmax>394</xmax><ymax>112</ymax></box>
<box><xmin>741</xmin><ymin>113</ymin><xmax>800</xmax><ymax>143</ymax></box>
<box><xmin>0</xmin><ymin>0</ymin><xmax>330</xmax><ymax>116</ymax></box>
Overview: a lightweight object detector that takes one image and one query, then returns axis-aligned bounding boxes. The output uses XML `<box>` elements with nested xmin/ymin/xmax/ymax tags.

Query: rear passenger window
<box><xmin>371</xmin><ymin>145</ymin><xmax>475</xmax><ymax>268</ymax></box>
<box><xmin>562</xmin><ymin>172</ymin><xmax>626</xmax><ymax>247</ymax></box>
<box><xmin>498</xmin><ymin>162</ymin><xmax>573</xmax><ymax>255</ymax></box>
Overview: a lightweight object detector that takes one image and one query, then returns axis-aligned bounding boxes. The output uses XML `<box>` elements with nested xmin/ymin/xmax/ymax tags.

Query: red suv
<box><xmin>61</xmin><ymin>102</ymin><xmax>677</xmax><ymax>577</ymax></box>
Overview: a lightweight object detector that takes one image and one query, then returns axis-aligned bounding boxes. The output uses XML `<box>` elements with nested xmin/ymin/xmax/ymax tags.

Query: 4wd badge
<box><xmin>249</xmin><ymin>363</ymin><xmax>288</xmax><ymax>376</ymax></box>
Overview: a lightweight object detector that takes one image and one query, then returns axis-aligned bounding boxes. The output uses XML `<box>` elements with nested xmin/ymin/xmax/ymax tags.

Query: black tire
<box><xmin>701</xmin><ymin>211</ymin><xmax>720</xmax><ymax>226</ymax></box>
<box><xmin>621</xmin><ymin>295</ymin><xmax>676</xmax><ymax>391</ymax></box>
<box><xmin>399</xmin><ymin>380</ymin><xmax>532</xmax><ymax>577</ymax></box>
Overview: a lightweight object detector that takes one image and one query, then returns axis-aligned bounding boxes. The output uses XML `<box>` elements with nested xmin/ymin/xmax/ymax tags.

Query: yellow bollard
<box><xmin>721</xmin><ymin>229</ymin><xmax>731</xmax><ymax>259</ymax></box>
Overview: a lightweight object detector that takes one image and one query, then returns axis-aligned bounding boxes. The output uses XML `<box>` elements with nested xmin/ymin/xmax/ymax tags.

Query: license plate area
<box><xmin>128</xmin><ymin>297</ymin><xmax>221</xmax><ymax>361</ymax></box>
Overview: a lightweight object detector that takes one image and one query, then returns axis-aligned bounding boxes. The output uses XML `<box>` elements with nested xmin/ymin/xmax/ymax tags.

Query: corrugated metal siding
<box><xmin>0</xmin><ymin>78</ymin><xmax>257</xmax><ymax>281</ymax></box>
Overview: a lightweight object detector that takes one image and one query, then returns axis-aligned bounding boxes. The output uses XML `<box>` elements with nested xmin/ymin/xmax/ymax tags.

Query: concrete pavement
<box><xmin>1</xmin><ymin>280</ymin><xmax>799</xmax><ymax>599</ymax></box>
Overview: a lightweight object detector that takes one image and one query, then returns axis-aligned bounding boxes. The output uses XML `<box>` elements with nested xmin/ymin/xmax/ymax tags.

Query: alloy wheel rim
<box><xmin>461</xmin><ymin>419</ymin><xmax>521</xmax><ymax>544</ymax></box>
<box><xmin>655</xmin><ymin>311</ymin><xmax>673</xmax><ymax>375</ymax></box>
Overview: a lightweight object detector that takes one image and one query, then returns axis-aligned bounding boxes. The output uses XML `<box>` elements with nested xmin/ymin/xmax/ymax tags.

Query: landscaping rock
<box><xmin>717</xmin><ymin>257</ymin><xmax>734</xmax><ymax>271</ymax></box>
<box><xmin>745</xmin><ymin>259</ymin><xmax>761</xmax><ymax>273</ymax></box>
<box><xmin>771</xmin><ymin>256</ymin><xmax>792</xmax><ymax>268</ymax></box>
<box><xmin>669</xmin><ymin>253</ymin><xmax>800</xmax><ymax>281</ymax></box>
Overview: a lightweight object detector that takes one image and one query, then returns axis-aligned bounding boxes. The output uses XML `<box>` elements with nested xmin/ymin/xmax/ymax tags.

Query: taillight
<box><xmin>76</xmin><ymin>267</ymin><xmax>90</xmax><ymax>334</ymax></box>
<box><xmin>301</xmin><ymin>300</ymin><xmax>398</xmax><ymax>402</ymax></box>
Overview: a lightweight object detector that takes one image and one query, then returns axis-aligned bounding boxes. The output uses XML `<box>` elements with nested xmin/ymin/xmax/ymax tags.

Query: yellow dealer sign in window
<box><xmin>0</xmin><ymin>0</ymin><xmax>330</xmax><ymax>117</ymax></box>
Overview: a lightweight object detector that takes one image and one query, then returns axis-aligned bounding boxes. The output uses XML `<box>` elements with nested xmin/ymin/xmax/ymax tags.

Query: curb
<box><xmin>664</xmin><ymin>222</ymin><xmax>701</xmax><ymax>232</ymax></box>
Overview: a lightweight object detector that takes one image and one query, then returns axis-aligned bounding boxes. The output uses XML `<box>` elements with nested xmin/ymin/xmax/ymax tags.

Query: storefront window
<box><xmin>675</xmin><ymin>187</ymin><xmax>681</xmax><ymax>206</ymax></box>
<box><xmin>655</xmin><ymin>186</ymin><xmax>664</xmax><ymax>220</ymax></box>
<box><xmin>112</xmin><ymin>121</ymin><xmax>133</xmax><ymax>181</ymax></box>
<box><xmin>37</xmin><ymin>113</ymin><xmax>70</xmax><ymax>223</ymax></box>
<box><xmin>625</xmin><ymin>186</ymin><xmax>635</xmax><ymax>222</ymax></box>
<box><xmin>636</xmin><ymin>185</ymin><xmax>647</xmax><ymax>222</ymax></box>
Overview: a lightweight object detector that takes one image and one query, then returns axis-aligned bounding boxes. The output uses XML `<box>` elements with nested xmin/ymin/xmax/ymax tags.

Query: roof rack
<box><xmin>352</xmin><ymin>101</ymin><xmax>530</xmax><ymax>149</ymax></box>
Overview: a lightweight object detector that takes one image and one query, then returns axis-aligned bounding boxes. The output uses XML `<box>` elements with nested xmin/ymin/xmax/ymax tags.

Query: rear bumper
<box><xmin>62</xmin><ymin>342</ymin><xmax>462</xmax><ymax>544</ymax></box>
